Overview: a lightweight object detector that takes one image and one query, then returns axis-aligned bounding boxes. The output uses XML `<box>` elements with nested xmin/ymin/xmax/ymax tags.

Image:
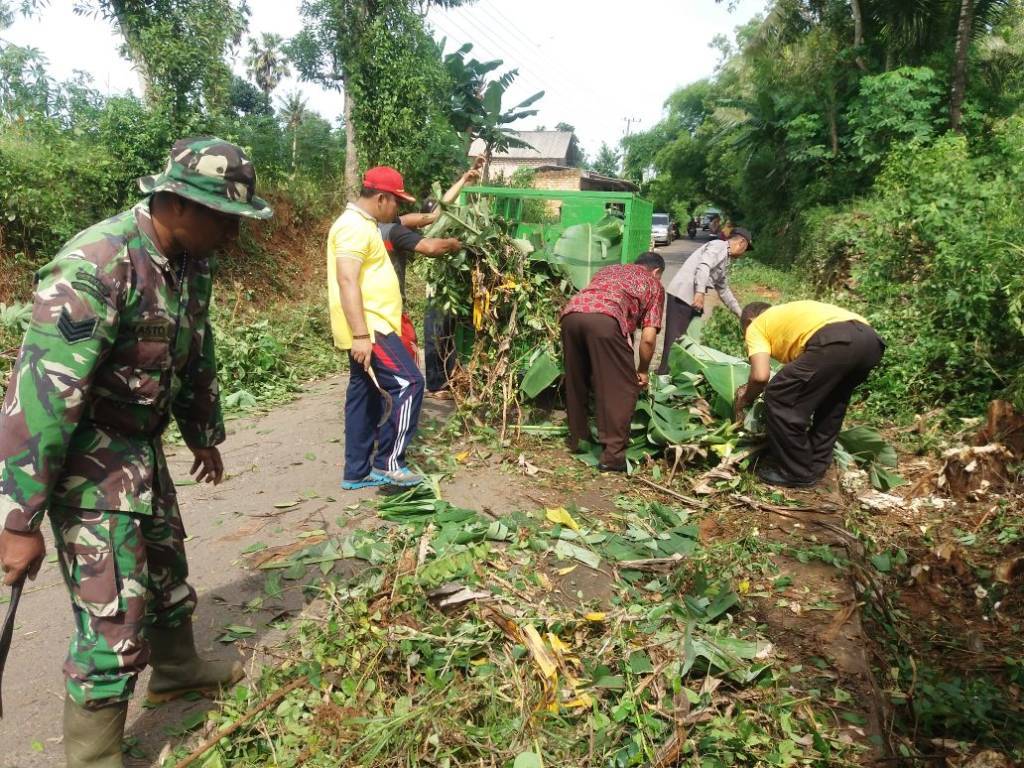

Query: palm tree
<box><xmin>246</xmin><ymin>33</ymin><xmax>290</xmax><ymax>97</ymax></box>
<box><xmin>279</xmin><ymin>90</ymin><xmax>308</xmax><ymax>175</ymax></box>
<box><xmin>948</xmin><ymin>0</ymin><xmax>1012</xmax><ymax>130</ymax></box>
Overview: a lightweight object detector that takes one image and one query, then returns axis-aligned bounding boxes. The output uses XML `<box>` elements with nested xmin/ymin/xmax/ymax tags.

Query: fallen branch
<box><xmin>175</xmin><ymin>674</ymin><xmax>310</xmax><ymax>768</ymax></box>
<box><xmin>650</xmin><ymin>724</ymin><xmax>691</xmax><ymax>768</ymax></box>
<box><xmin>733</xmin><ymin>494</ymin><xmax>858</xmax><ymax>546</ymax></box>
<box><xmin>615</xmin><ymin>553</ymin><xmax>687</xmax><ymax>573</ymax></box>
<box><xmin>634</xmin><ymin>477</ymin><xmax>707</xmax><ymax>509</ymax></box>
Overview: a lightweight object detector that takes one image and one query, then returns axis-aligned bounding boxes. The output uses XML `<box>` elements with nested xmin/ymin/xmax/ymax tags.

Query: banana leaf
<box><xmin>836</xmin><ymin>425</ymin><xmax>897</xmax><ymax>467</ymax></box>
<box><xmin>546</xmin><ymin>215</ymin><xmax>624</xmax><ymax>290</ymax></box>
<box><xmin>835</xmin><ymin>425</ymin><xmax>903</xmax><ymax>491</ymax></box>
<box><xmin>520</xmin><ymin>349</ymin><xmax>562</xmax><ymax>398</ymax></box>
<box><xmin>648</xmin><ymin>402</ymin><xmax>704</xmax><ymax>446</ymax></box>
<box><xmin>651</xmin><ymin>372</ymin><xmax>700</xmax><ymax>403</ymax></box>
<box><xmin>671</xmin><ymin>340</ymin><xmax>750</xmax><ymax>418</ymax></box>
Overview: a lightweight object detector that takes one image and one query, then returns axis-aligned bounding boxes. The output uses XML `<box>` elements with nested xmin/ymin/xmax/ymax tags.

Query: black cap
<box><xmin>731</xmin><ymin>226</ymin><xmax>754</xmax><ymax>250</ymax></box>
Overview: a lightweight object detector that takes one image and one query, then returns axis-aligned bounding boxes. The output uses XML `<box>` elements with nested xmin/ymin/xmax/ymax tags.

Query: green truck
<box><xmin>460</xmin><ymin>186</ymin><xmax>655</xmax><ymax>290</ymax></box>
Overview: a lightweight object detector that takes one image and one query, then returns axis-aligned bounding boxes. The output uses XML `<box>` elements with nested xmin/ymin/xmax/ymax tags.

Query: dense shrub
<box><xmin>798</xmin><ymin>124</ymin><xmax>1024</xmax><ymax>418</ymax></box>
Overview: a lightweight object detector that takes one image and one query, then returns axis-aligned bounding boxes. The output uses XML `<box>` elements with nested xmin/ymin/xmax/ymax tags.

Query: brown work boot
<box><xmin>145</xmin><ymin>622</ymin><xmax>244</xmax><ymax>705</ymax></box>
<box><xmin>64</xmin><ymin>697</ymin><xmax>128</xmax><ymax>768</ymax></box>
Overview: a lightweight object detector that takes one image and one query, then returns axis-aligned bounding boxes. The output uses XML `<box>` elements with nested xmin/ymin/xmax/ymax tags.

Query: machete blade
<box><xmin>0</xmin><ymin>575</ymin><xmax>26</xmax><ymax>719</ymax></box>
<box><xmin>367</xmin><ymin>368</ymin><xmax>394</xmax><ymax>428</ymax></box>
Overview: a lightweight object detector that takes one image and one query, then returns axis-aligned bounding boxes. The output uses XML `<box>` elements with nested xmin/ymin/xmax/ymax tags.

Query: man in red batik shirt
<box><xmin>559</xmin><ymin>252</ymin><xmax>666</xmax><ymax>471</ymax></box>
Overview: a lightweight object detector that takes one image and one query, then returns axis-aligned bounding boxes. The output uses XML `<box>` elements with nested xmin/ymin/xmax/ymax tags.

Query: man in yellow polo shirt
<box><xmin>733</xmin><ymin>300</ymin><xmax>885</xmax><ymax>487</ymax></box>
<box><xmin>328</xmin><ymin>166</ymin><xmax>426</xmax><ymax>489</ymax></box>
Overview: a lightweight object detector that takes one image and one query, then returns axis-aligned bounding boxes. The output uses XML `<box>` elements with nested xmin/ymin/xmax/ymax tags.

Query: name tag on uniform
<box><xmin>128</xmin><ymin>319</ymin><xmax>174</xmax><ymax>342</ymax></box>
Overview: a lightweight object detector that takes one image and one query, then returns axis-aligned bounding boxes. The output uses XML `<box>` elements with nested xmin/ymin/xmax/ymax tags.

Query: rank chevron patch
<box><xmin>57</xmin><ymin>307</ymin><xmax>98</xmax><ymax>343</ymax></box>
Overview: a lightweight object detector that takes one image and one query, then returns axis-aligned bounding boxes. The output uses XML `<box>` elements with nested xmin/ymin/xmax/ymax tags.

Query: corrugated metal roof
<box><xmin>468</xmin><ymin>131</ymin><xmax>575</xmax><ymax>160</ymax></box>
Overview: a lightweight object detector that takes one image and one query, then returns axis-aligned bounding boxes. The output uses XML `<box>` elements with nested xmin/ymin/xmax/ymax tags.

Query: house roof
<box><xmin>469</xmin><ymin>130</ymin><xmax>575</xmax><ymax>160</ymax></box>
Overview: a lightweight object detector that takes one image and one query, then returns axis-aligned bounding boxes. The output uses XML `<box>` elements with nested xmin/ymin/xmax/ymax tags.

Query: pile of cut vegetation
<box><xmin>170</xmin><ymin>483</ymin><xmax>868</xmax><ymax>767</ymax></box>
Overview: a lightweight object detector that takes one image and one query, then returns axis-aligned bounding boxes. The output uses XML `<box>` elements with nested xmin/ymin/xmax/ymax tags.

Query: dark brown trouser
<box><xmin>655</xmin><ymin>295</ymin><xmax>701</xmax><ymax>375</ymax></box>
<box><xmin>560</xmin><ymin>312</ymin><xmax>640</xmax><ymax>467</ymax></box>
<box><xmin>764</xmin><ymin>321</ymin><xmax>885</xmax><ymax>482</ymax></box>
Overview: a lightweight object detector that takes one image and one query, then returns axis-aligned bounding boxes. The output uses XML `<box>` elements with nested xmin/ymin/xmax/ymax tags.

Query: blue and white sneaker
<box><xmin>341</xmin><ymin>474</ymin><xmax>389</xmax><ymax>490</ymax></box>
<box><xmin>370</xmin><ymin>467</ymin><xmax>424</xmax><ymax>487</ymax></box>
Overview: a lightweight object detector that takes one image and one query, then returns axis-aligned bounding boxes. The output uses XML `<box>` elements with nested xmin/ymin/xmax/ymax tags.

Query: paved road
<box><xmin>657</xmin><ymin>231</ymin><xmax>709</xmax><ymax>275</ymax></box>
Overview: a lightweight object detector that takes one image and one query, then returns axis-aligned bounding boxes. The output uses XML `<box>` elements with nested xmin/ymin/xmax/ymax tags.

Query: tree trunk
<box><xmin>291</xmin><ymin>129</ymin><xmax>299</xmax><ymax>178</ymax></box>
<box><xmin>950</xmin><ymin>0</ymin><xmax>975</xmax><ymax>133</ymax></box>
<box><xmin>108</xmin><ymin>0</ymin><xmax>154</xmax><ymax>103</ymax></box>
<box><xmin>482</xmin><ymin>143</ymin><xmax>494</xmax><ymax>185</ymax></box>
<box><xmin>851</xmin><ymin>0</ymin><xmax>868</xmax><ymax>71</ymax></box>
<box><xmin>343</xmin><ymin>83</ymin><xmax>360</xmax><ymax>201</ymax></box>
<box><xmin>829</xmin><ymin>100</ymin><xmax>839</xmax><ymax>156</ymax></box>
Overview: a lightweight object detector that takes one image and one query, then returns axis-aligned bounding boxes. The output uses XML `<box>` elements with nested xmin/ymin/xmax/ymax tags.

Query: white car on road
<box><xmin>651</xmin><ymin>213</ymin><xmax>672</xmax><ymax>246</ymax></box>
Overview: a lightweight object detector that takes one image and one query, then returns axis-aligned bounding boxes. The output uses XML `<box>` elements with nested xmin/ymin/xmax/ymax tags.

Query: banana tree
<box><xmin>442</xmin><ymin>42</ymin><xmax>543</xmax><ymax>182</ymax></box>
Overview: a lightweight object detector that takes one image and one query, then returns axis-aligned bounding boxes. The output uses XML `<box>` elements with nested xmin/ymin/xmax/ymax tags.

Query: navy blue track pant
<box><xmin>344</xmin><ymin>331</ymin><xmax>424</xmax><ymax>481</ymax></box>
<box><xmin>423</xmin><ymin>302</ymin><xmax>456</xmax><ymax>392</ymax></box>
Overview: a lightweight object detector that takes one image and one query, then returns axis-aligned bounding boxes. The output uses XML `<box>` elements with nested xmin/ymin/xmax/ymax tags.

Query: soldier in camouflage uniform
<box><xmin>0</xmin><ymin>137</ymin><xmax>272</xmax><ymax>768</ymax></box>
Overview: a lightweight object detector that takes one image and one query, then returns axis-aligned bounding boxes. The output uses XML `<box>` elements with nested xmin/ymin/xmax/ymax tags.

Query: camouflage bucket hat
<box><xmin>138</xmin><ymin>136</ymin><xmax>273</xmax><ymax>220</ymax></box>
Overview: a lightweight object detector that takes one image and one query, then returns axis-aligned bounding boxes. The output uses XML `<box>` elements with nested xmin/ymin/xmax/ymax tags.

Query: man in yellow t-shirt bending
<box><xmin>733</xmin><ymin>300</ymin><xmax>885</xmax><ymax>488</ymax></box>
<box><xmin>328</xmin><ymin>166</ymin><xmax>425</xmax><ymax>490</ymax></box>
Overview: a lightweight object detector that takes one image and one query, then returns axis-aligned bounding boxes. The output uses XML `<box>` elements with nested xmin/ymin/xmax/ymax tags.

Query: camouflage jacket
<box><xmin>0</xmin><ymin>200</ymin><xmax>225</xmax><ymax>532</ymax></box>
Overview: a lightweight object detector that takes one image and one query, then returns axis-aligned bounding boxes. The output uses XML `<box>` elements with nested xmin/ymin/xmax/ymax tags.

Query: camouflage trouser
<box><xmin>50</xmin><ymin>496</ymin><xmax>196</xmax><ymax>708</ymax></box>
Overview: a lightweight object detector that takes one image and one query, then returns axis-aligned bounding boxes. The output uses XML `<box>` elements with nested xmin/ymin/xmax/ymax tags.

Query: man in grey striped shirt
<box><xmin>655</xmin><ymin>228</ymin><xmax>752</xmax><ymax>374</ymax></box>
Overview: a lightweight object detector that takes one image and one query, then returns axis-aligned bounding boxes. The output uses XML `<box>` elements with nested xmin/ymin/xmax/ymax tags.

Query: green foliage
<box><xmin>212</xmin><ymin>300</ymin><xmax>337</xmax><ymax>411</ymax></box>
<box><xmin>417</xmin><ymin>188</ymin><xmax>565</xmax><ymax>429</ymax></box>
<box><xmin>906</xmin><ymin>663</ymin><xmax>1024</xmax><ymax>747</ymax></box>
<box><xmin>0</xmin><ymin>301</ymin><xmax>31</xmax><ymax>331</ymax></box>
<box><xmin>591</xmin><ymin>141</ymin><xmax>621</xmax><ymax>177</ymax></box>
<box><xmin>245</xmin><ymin>33</ymin><xmax>290</xmax><ymax>97</ymax></box>
<box><xmin>0</xmin><ymin>42</ymin><xmax>51</xmax><ymax>119</ymax></box>
<box><xmin>847</xmin><ymin>67</ymin><xmax>946</xmax><ymax>165</ymax></box>
<box><xmin>0</xmin><ymin>45</ymin><xmax>345</xmax><ymax>271</ymax></box>
<box><xmin>169</xmin><ymin>485</ymin><xmax>860</xmax><ymax>767</ymax></box>
<box><xmin>68</xmin><ymin>0</ymin><xmax>249</xmax><ymax>125</ymax></box>
<box><xmin>228</xmin><ymin>75</ymin><xmax>273</xmax><ymax>117</ymax></box>
<box><xmin>520</xmin><ymin>350</ymin><xmax>561</xmax><ymax>399</ymax></box>
<box><xmin>443</xmin><ymin>41</ymin><xmax>544</xmax><ymax>165</ymax></box>
<box><xmin>289</xmin><ymin>0</ymin><xmax>472</xmax><ymax>193</ymax></box>
<box><xmin>348</xmin><ymin>5</ymin><xmax>464</xmax><ymax>192</ymax></box>
<box><xmin>800</xmin><ymin>128</ymin><xmax>1024</xmax><ymax>417</ymax></box>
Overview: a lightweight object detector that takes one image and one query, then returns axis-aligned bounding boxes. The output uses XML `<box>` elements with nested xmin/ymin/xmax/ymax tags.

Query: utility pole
<box><xmin>623</xmin><ymin>116</ymin><xmax>641</xmax><ymax>138</ymax></box>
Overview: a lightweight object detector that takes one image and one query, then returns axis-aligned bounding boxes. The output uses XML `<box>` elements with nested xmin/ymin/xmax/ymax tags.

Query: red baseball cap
<box><xmin>362</xmin><ymin>166</ymin><xmax>416</xmax><ymax>202</ymax></box>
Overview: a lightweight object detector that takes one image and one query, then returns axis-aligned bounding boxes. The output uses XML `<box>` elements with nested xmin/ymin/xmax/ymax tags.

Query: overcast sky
<box><xmin>5</xmin><ymin>0</ymin><xmax>765</xmax><ymax>159</ymax></box>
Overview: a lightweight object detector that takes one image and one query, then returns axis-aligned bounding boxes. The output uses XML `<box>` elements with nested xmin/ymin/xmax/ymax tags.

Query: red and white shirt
<box><xmin>561</xmin><ymin>264</ymin><xmax>665</xmax><ymax>337</ymax></box>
